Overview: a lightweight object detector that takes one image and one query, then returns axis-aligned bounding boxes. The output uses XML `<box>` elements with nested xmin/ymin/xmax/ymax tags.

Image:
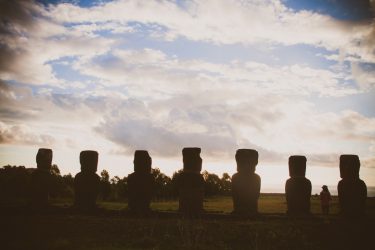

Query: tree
<box><xmin>100</xmin><ymin>170</ymin><xmax>110</xmax><ymax>182</ymax></box>
<box><xmin>151</xmin><ymin>168</ymin><xmax>172</xmax><ymax>199</ymax></box>
<box><xmin>220</xmin><ymin>173</ymin><xmax>231</xmax><ymax>195</ymax></box>
<box><xmin>1</xmin><ymin>164</ymin><xmax>234</xmax><ymax>203</ymax></box>
<box><xmin>109</xmin><ymin>176</ymin><xmax>128</xmax><ymax>201</ymax></box>
<box><xmin>110</xmin><ymin>176</ymin><xmax>121</xmax><ymax>185</ymax></box>
<box><xmin>50</xmin><ymin>164</ymin><xmax>60</xmax><ymax>176</ymax></box>
<box><xmin>170</xmin><ymin>169</ymin><xmax>183</xmax><ymax>198</ymax></box>
<box><xmin>100</xmin><ymin>169</ymin><xmax>111</xmax><ymax>201</ymax></box>
<box><xmin>202</xmin><ymin>171</ymin><xmax>221</xmax><ymax>196</ymax></box>
<box><xmin>49</xmin><ymin>164</ymin><xmax>67</xmax><ymax>198</ymax></box>
<box><xmin>61</xmin><ymin>174</ymin><xmax>74</xmax><ymax>197</ymax></box>
<box><xmin>0</xmin><ymin>165</ymin><xmax>30</xmax><ymax>202</ymax></box>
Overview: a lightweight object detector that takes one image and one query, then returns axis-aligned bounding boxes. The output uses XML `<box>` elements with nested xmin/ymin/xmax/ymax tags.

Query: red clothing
<box><xmin>320</xmin><ymin>190</ymin><xmax>331</xmax><ymax>206</ymax></box>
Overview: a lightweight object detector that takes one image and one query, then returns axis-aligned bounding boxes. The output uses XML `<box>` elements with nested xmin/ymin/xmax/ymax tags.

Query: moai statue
<box><xmin>338</xmin><ymin>155</ymin><xmax>367</xmax><ymax>217</ymax></box>
<box><xmin>74</xmin><ymin>150</ymin><xmax>101</xmax><ymax>210</ymax></box>
<box><xmin>231</xmin><ymin>149</ymin><xmax>261</xmax><ymax>215</ymax></box>
<box><xmin>177</xmin><ymin>147</ymin><xmax>205</xmax><ymax>216</ymax></box>
<box><xmin>127</xmin><ymin>150</ymin><xmax>155</xmax><ymax>214</ymax></box>
<box><xmin>285</xmin><ymin>155</ymin><xmax>312</xmax><ymax>215</ymax></box>
<box><xmin>30</xmin><ymin>148</ymin><xmax>53</xmax><ymax>208</ymax></box>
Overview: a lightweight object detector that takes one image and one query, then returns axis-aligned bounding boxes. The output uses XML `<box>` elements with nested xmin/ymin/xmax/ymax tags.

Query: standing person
<box><xmin>320</xmin><ymin>185</ymin><xmax>331</xmax><ymax>215</ymax></box>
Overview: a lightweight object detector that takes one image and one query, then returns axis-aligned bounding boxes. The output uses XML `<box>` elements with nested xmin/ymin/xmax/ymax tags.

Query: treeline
<box><xmin>0</xmin><ymin>165</ymin><xmax>232</xmax><ymax>202</ymax></box>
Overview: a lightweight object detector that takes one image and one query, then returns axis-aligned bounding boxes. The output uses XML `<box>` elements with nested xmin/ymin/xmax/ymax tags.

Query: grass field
<box><xmin>2</xmin><ymin>195</ymin><xmax>375</xmax><ymax>250</ymax></box>
<box><xmin>52</xmin><ymin>194</ymin><xmax>375</xmax><ymax>216</ymax></box>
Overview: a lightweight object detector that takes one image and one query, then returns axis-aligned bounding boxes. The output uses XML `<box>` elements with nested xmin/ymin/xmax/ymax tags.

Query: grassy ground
<box><xmin>2</xmin><ymin>195</ymin><xmax>375</xmax><ymax>250</ymax></box>
<box><xmin>52</xmin><ymin>194</ymin><xmax>363</xmax><ymax>215</ymax></box>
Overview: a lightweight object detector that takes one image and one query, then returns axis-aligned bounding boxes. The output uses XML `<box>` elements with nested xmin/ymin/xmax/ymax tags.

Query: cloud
<box><xmin>0</xmin><ymin>121</ymin><xmax>55</xmax><ymax>146</ymax></box>
<box><xmin>0</xmin><ymin>81</ymin><xmax>39</xmax><ymax>121</ymax></box>
<box><xmin>0</xmin><ymin>0</ymin><xmax>115</xmax><ymax>86</ymax></box>
<box><xmin>0</xmin><ymin>30</ymin><xmax>114</xmax><ymax>85</ymax></box>
<box><xmin>74</xmin><ymin>48</ymin><xmax>356</xmax><ymax>97</ymax></box>
<box><xmin>47</xmin><ymin>0</ymin><xmax>375</xmax><ymax>63</ymax></box>
<box><xmin>85</xmin><ymin>94</ymin><xmax>279</xmax><ymax>160</ymax></box>
<box><xmin>0</xmin><ymin>82</ymin><xmax>116</xmax><ymax>150</ymax></box>
<box><xmin>362</xmin><ymin>157</ymin><xmax>375</xmax><ymax>168</ymax></box>
<box><xmin>0</xmin><ymin>0</ymin><xmax>56</xmax><ymax>84</ymax></box>
<box><xmin>94</xmin><ymin>99</ymin><xmax>285</xmax><ymax>162</ymax></box>
<box><xmin>1</xmin><ymin>77</ymin><xmax>374</xmax><ymax>167</ymax></box>
<box><xmin>302</xmin><ymin>152</ymin><xmax>375</xmax><ymax>169</ymax></box>
<box><xmin>351</xmin><ymin>62</ymin><xmax>375</xmax><ymax>90</ymax></box>
<box><xmin>1</xmin><ymin>0</ymin><xmax>373</xmax><ymax>91</ymax></box>
<box><xmin>96</xmin><ymin>117</ymin><xmax>237</xmax><ymax>158</ymax></box>
<box><xmin>0</xmin><ymin>81</ymin><xmax>102</xmax><ymax>127</ymax></box>
<box><xmin>0</xmin><ymin>0</ymin><xmax>41</xmax><ymax>33</ymax></box>
<box><xmin>257</xmin><ymin>107</ymin><xmax>375</xmax><ymax>156</ymax></box>
<box><xmin>326</xmin><ymin>0</ymin><xmax>375</xmax><ymax>20</ymax></box>
<box><xmin>88</xmin><ymin>89</ymin><xmax>375</xmax><ymax>165</ymax></box>
<box><xmin>305</xmin><ymin>153</ymin><xmax>339</xmax><ymax>167</ymax></box>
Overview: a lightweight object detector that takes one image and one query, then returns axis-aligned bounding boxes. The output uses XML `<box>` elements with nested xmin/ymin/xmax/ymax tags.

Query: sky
<box><xmin>0</xmin><ymin>0</ymin><xmax>374</xmax><ymax>193</ymax></box>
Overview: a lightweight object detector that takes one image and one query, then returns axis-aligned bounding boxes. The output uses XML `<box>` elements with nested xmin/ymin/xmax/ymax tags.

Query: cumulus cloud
<box><xmin>0</xmin><ymin>82</ymin><xmax>117</xmax><ymax>151</ymax></box>
<box><xmin>0</xmin><ymin>0</ymin><xmax>56</xmax><ymax>84</ymax></box>
<box><xmin>0</xmin><ymin>0</ymin><xmax>115</xmax><ymax>86</ymax></box>
<box><xmin>0</xmin><ymin>81</ymin><xmax>102</xmax><ymax>129</ymax></box>
<box><xmin>0</xmin><ymin>81</ymin><xmax>40</xmax><ymax>121</ymax></box>
<box><xmin>0</xmin><ymin>0</ymin><xmax>40</xmax><ymax>33</ymax></box>
<box><xmin>94</xmin><ymin>97</ymin><xmax>286</xmax><ymax>162</ymax></box>
<box><xmin>1</xmin><ymin>77</ymin><xmax>374</xmax><ymax>167</ymax></box>
<box><xmin>0</xmin><ymin>121</ymin><xmax>55</xmax><ymax>146</ymax></box>
<box><xmin>351</xmin><ymin>62</ymin><xmax>375</xmax><ymax>90</ymax></box>
<box><xmin>301</xmin><ymin>152</ymin><xmax>375</xmax><ymax>169</ymax></box>
<box><xmin>88</xmin><ymin>89</ymin><xmax>375</xmax><ymax>165</ymax></box>
<box><xmin>46</xmin><ymin>0</ymin><xmax>375</xmax><ymax>63</ymax></box>
<box><xmin>1</xmin><ymin>0</ymin><xmax>373</xmax><ymax>91</ymax></box>
<box><xmin>74</xmin><ymin>48</ymin><xmax>356</xmax><ymax>97</ymax></box>
<box><xmin>96</xmin><ymin>117</ymin><xmax>237</xmax><ymax>157</ymax></box>
<box><xmin>362</xmin><ymin>157</ymin><xmax>375</xmax><ymax>168</ymax></box>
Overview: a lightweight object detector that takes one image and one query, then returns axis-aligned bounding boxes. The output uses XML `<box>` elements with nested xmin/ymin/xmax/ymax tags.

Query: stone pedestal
<box><xmin>231</xmin><ymin>149</ymin><xmax>261</xmax><ymax>215</ymax></box>
<box><xmin>127</xmin><ymin>150</ymin><xmax>155</xmax><ymax>213</ymax></box>
<box><xmin>338</xmin><ymin>155</ymin><xmax>367</xmax><ymax>216</ymax></box>
<box><xmin>177</xmin><ymin>147</ymin><xmax>204</xmax><ymax>216</ymax></box>
<box><xmin>30</xmin><ymin>148</ymin><xmax>53</xmax><ymax>208</ymax></box>
<box><xmin>74</xmin><ymin>150</ymin><xmax>101</xmax><ymax>210</ymax></box>
<box><xmin>285</xmin><ymin>155</ymin><xmax>311</xmax><ymax>215</ymax></box>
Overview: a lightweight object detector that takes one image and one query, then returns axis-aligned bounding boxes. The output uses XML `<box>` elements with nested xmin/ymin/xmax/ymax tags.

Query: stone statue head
<box><xmin>80</xmin><ymin>150</ymin><xmax>98</xmax><ymax>173</ymax></box>
<box><xmin>288</xmin><ymin>155</ymin><xmax>306</xmax><ymax>177</ymax></box>
<box><xmin>36</xmin><ymin>148</ymin><xmax>53</xmax><ymax>170</ymax></box>
<box><xmin>339</xmin><ymin>154</ymin><xmax>360</xmax><ymax>179</ymax></box>
<box><xmin>134</xmin><ymin>150</ymin><xmax>152</xmax><ymax>174</ymax></box>
<box><xmin>235</xmin><ymin>149</ymin><xmax>258</xmax><ymax>173</ymax></box>
<box><xmin>182</xmin><ymin>147</ymin><xmax>202</xmax><ymax>173</ymax></box>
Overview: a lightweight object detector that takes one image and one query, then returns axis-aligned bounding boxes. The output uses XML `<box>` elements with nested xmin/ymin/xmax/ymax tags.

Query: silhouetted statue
<box><xmin>177</xmin><ymin>147</ymin><xmax>205</xmax><ymax>216</ymax></box>
<box><xmin>127</xmin><ymin>150</ymin><xmax>155</xmax><ymax>214</ymax></box>
<box><xmin>231</xmin><ymin>149</ymin><xmax>261</xmax><ymax>215</ymax></box>
<box><xmin>338</xmin><ymin>155</ymin><xmax>367</xmax><ymax>217</ymax></box>
<box><xmin>285</xmin><ymin>155</ymin><xmax>312</xmax><ymax>215</ymax></box>
<box><xmin>30</xmin><ymin>148</ymin><xmax>53</xmax><ymax>208</ymax></box>
<box><xmin>74</xmin><ymin>150</ymin><xmax>101</xmax><ymax>211</ymax></box>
